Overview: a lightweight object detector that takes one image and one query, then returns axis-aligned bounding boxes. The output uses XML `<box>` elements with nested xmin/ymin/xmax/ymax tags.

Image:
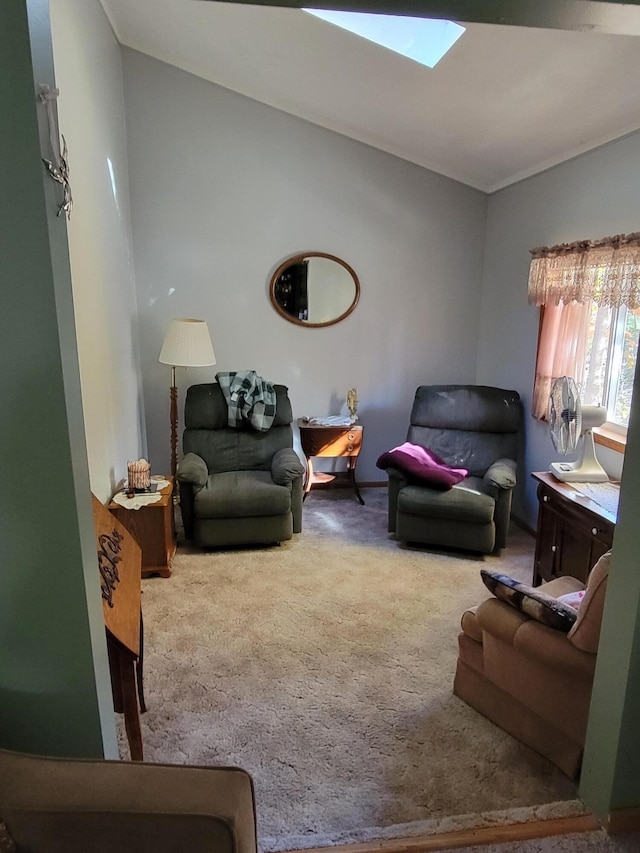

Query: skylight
<box><xmin>303</xmin><ymin>10</ymin><xmax>465</xmax><ymax>69</ymax></box>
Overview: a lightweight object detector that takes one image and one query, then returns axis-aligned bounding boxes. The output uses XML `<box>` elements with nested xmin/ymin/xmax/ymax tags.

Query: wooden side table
<box><xmin>298</xmin><ymin>420</ymin><xmax>364</xmax><ymax>504</ymax></box>
<box><xmin>109</xmin><ymin>477</ymin><xmax>176</xmax><ymax>578</ymax></box>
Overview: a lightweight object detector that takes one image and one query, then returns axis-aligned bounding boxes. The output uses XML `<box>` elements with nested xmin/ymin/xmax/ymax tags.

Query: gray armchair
<box><xmin>385</xmin><ymin>385</ymin><xmax>522</xmax><ymax>554</ymax></box>
<box><xmin>178</xmin><ymin>382</ymin><xmax>304</xmax><ymax>548</ymax></box>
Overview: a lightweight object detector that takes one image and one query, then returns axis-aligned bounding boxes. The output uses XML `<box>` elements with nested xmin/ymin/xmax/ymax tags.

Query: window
<box><xmin>528</xmin><ymin>232</ymin><xmax>640</xmax><ymax>432</ymax></box>
<box><xmin>303</xmin><ymin>10</ymin><xmax>465</xmax><ymax>69</ymax></box>
<box><xmin>583</xmin><ymin>302</ymin><xmax>640</xmax><ymax>429</ymax></box>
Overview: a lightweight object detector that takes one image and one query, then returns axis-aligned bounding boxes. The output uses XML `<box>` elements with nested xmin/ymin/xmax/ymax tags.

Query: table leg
<box><xmin>137</xmin><ymin>612</ymin><xmax>146</xmax><ymax>714</ymax></box>
<box><xmin>121</xmin><ymin>657</ymin><xmax>144</xmax><ymax>761</ymax></box>
<box><xmin>348</xmin><ymin>458</ymin><xmax>365</xmax><ymax>505</ymax></box>
<box><xmin>107</xmin><ymin>631</ymin><xmax>144</xmax><ymax>761</ymax></box>
<box><xmin>303</xmin><ymin>456</ymin><xmax>314</xmax><ymax>501</ymax></box>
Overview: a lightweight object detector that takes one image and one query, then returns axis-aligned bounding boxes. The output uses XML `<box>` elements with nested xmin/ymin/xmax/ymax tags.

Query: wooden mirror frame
<box><xmin>269</xmin><ymin>252</ymin><xmax>360</xmax><ymax>328</ymax></box>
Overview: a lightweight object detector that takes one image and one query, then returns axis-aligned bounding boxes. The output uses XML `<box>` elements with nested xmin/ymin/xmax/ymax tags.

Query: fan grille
<box><xmin>549</xmin><ymin>376</ymin><xmax>582</xmax><ymax>454</ymax></box>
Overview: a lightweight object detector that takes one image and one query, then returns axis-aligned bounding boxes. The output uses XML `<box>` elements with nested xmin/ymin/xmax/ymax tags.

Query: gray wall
<box><xmin>478</xmin><ymin>131</ymin><xmax>640</xmax><ymax>525</ymax></box>
<box><xmin>121</xmin><ymin>49</ymin><xmax>488</xmax><ymax>483</ymax></box>
<box><xmin>0</xmin><ymin>0</ymin><xmax>116</xmax><ymax>759</ymax></box>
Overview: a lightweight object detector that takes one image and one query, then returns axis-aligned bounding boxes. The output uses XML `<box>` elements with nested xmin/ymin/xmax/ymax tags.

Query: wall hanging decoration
<box><xmin>38</xmin><ymin>83</ymin><xmax>72</xmax><ymax>219</ymax></box>
<box><xmin>269</xmin><ymin>252</ymin><xmax>360</xmax><ymax>327</ymax></box>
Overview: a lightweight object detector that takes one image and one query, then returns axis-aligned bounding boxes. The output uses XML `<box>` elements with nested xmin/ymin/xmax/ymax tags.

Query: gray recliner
<box><xmin>177</xmin><ymin>382</ymin><xmax>305</xmax><ymax>548</ymax></box>
<box><xmin>386</xmin><ymin>385</ymin><xmax>522</xmax><ymax>554</ymax></box>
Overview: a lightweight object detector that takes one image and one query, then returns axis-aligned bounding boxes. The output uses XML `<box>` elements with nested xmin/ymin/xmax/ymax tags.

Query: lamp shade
<box><xmin>159</xmin><ymin>319</ymin><xmax>216</xmax><ymax>367</ymax></box>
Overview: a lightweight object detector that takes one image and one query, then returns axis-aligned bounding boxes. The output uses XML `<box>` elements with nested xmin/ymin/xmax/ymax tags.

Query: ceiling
<box><xmin>101</xmin><ymin>0</ymin><xmax>640</xmax><ymax>192</ymax></box>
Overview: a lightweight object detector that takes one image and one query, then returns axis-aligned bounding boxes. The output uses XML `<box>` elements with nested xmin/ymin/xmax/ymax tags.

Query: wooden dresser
<box><xmin>532</xmin><ymin>471</ymin><xmax>617</xmax><ymax>586</ymax></box>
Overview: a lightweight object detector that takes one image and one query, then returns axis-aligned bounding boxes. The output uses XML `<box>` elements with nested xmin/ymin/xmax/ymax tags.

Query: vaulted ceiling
<box><xmin>101</xmin><ymin>0</ymin><xmax>640</xmax><ymax>191</ymax></box>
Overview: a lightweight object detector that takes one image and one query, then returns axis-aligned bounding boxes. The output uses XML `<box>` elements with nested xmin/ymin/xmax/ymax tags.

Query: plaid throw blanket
<box><xmin>216</xmin><ymin>370</ymin><xmax>277</xmax><ymax>432</ymax></box>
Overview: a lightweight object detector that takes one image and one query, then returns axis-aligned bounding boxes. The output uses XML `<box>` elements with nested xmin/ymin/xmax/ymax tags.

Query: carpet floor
<box><xmin>123</xmin><ymin>487</ymin><xmax>582</xmax><ymax>851</ymax></box>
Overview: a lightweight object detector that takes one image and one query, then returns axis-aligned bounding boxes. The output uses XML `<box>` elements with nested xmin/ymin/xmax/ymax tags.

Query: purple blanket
<box><xmin>376</xmin><ymin>442</ymin><xmax>468</xmax><ymax>490</ymax></box>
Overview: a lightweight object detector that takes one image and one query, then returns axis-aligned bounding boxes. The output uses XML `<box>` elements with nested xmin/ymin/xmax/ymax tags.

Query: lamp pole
<box><xmin>169</xmin><ymin>364</ymin><xmax>178</xmax><ymax>482</ymax></box>
<box><xmin>159</xmin><ymin>318</ymin><xmax>216</xmax><ymax>490</ymax></box>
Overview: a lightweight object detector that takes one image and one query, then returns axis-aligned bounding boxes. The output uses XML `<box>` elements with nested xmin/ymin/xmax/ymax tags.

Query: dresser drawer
<box><xmin>302</xmin><ymin>427</ymin><xmax>362</xmax><ymax>457</ymax></box>
<box><xmin>538</xmin><ymin>483</ymin><xmax>614</xmax><ymax>547</ymax></box>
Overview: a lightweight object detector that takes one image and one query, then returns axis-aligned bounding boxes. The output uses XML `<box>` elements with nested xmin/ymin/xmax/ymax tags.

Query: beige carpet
<box><xmin>125</xmin><ymin>488</ymin><xmax>582</xmax><ymax>851</ymax></box>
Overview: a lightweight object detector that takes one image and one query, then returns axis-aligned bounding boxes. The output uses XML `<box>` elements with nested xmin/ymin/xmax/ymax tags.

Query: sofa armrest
<box><xmin>542</xmin><ymin>576</ymin><xmax>585</xmax><ymax>598</ymax></box>
<box><xmin>476</xmin><ymin>597</ymin><xmax>529</xmax><ymax>645</ymax></box>
<box><xmin>482</xmin><ymin>458</ymin><xmax>517</xmax><ymax>498</ymax></box>
<box><xmin>477</xmin><ymin>598</ymin><xmax>595</xmax><ymax>680</ymax></box>
<box><xmin>514</xmin><ymin>620</ymin><xmax>597</xmax><ymax>681</ymax></box>
<box><xmin>271</xmin><ymin>448</ymin><xmax>305</xmax><ymax>486</ymax></box>
<box><xmin>177</xmin><ymin>452</ymin><xmax>208</xmax><ymax>489</ymax></box>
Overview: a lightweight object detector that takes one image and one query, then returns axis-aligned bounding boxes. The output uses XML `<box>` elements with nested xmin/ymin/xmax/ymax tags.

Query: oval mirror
<box><xmin>269</xmin><ymin>252</ymin><xmax>360</xmax><ymax>328</ymax></box>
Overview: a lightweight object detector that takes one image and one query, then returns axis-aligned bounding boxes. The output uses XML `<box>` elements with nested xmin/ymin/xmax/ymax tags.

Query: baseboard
<box><xmin>607</xmin><ymin>806</ymin><xmax>640</xmax><ymax>834</ymax></box>
<box><xmin>284</xmin><ymin>814</ymin><xmax>601</xmax><ymax>853</ymax></box>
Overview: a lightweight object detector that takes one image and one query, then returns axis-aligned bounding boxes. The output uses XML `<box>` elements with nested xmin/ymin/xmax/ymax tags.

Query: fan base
<box><xmin>550</xmin><ymin>461</ymin><xmax>609</xmax><ymax>483</ymax></box>
<box><xmin>550</xmin><ymin>428</ymin><xmax>608</xmax><ymax>483</ymax></box>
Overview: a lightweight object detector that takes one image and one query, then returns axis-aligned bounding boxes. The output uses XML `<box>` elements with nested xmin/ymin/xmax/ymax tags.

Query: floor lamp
<box><xmin>159</xmin><ymin>319</ymin><xmax>216</xmax><ymax>483</ymax></box>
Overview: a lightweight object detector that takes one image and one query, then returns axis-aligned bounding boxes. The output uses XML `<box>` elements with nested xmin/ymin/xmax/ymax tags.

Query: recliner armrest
<box><xmin>271</xmin><ymin>448</ymin><xmax>305</xmax><ymax>485</ymax></box>
<box><xmin>482</xmin><ymin>457</ymin><xmax>517</xmax><ymax>498</ymax></box>
<box><xmin>386</xmin><ymin>466</ymin><xmax>410</xmax><ymax>488</ymax></box>
<box><xmin>385</xmin><ymin>467</ymin><xmax>409</xmax><ymax>533</ymax></box>
<box><xmin>177</xmin><ymin>452</ymin><xmax>208</xmax><ymax>489</ymax></box>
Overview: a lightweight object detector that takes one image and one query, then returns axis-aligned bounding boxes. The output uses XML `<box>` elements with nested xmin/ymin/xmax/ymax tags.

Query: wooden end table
<box><xmin>109</xmin><ymin>477</ymin><xmax>176</xmax><ymax>578</ymax></box>
<box><xmin>298</xmin><ymin>420</ymin><xmax>364</xmax><ymax>504</ymax></box>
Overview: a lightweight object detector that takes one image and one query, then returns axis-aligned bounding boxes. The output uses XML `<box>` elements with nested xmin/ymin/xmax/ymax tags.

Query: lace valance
<box><xmin>528</xmin><ymin>232</ymin><xmax>640</xmax><ymax>309</ymax></box>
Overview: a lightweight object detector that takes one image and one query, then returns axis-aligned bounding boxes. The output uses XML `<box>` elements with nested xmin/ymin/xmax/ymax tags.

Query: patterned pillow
<box><xmin>480</xmin><ymin>569</ymin><xmax>578</xmax><ymax>633</ymax></box>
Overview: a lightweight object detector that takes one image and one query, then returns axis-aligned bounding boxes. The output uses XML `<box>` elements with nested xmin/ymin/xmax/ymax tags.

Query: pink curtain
<box><xmin>532</xmin><ymin>301</ymin><xmax>590</xmax><ymax>420</ymax></box>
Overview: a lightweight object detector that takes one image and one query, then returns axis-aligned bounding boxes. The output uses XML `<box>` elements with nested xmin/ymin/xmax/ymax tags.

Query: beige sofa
<box><xmin>453</xmin><ymin>552</ymin><xmax>610</xmax><ymax>778</ymax></box>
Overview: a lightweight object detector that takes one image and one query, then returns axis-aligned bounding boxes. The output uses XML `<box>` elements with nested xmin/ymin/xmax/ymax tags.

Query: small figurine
<box><xmin>347</xmin><ymin>387</ymin><xmax>359</xmax><ymax>421</ymax></box>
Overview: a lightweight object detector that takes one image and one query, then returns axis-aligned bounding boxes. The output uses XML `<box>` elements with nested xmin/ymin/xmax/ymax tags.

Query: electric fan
<box><xmin>548</xmin><ymin>376</ymin><xmax>608</xmax><ymax>483</ymax></box>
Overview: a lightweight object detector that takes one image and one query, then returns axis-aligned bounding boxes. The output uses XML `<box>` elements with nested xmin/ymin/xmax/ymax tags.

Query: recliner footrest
<box><xmin>398</xmin><ymin>478</ymin><xmax>495</xmax><ymax>524</ymax></box>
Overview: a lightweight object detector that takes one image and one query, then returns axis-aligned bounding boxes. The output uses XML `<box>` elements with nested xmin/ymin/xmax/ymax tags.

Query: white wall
<box><xmin>51</xmin><ymin>0</ymin><xmax>145</xmax><ymax>503</ymax></box>
<box><xmin>477</xmin><ymin>131</ymin><xmax>640</xmax><ymax>526</ymax></box>
<box><xmin>121</xmin><ymin>49</ymin><xmax>488</xmax><ymax>482</ymax></box>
